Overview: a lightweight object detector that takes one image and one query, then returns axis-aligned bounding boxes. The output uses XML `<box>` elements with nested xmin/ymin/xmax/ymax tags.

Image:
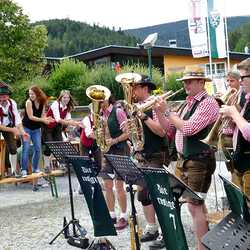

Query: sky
<box><xmin>14</xmin><ymin>0</ymin><xmax>250</xmax><ymax>30</ymax></box>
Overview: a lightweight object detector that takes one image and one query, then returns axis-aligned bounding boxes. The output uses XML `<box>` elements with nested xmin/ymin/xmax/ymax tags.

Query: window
<box><xmin>205</xmin><ymin>62</ymin><xmax>226</xmax><ymax>78</ymax></box>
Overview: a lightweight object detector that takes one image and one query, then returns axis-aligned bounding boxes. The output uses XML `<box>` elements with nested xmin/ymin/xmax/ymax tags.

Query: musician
<box><xmin>0</xmin><ymin>81</ymin><xmax>29</xmax><ymax>177</ymax></box>
<box><xmin>155</xmin><ymin>65</ymin><xmax>219</xmax><ymax>250</ymax></box>
<box><xmin>43</xmin><ymin>90</ymin><xmax>81</xmax><ymax>171</ymax></box>
<box><xmin>79</xmin><ymin>103</ymin><xmax>101</xmax><ymax>190</ymax></box>
<box><xmin>79</xmin><ymin>103</ymin><xmax>98</xmax><ymax>157</ymax></box>
<box><xmin>131</xmin><ymin>75</ymin><xmax>168</xmax><ymax>246</ymax></box>
<box><xmin>221</xmin><ymin>70</ymin><xmax>245</xmax><ymax>173</ymax></box>
<box><xmin>99</xmin><ymin>96</ymin><xmax>129</xmax><ymax>230</ymax></box>
<box><xmin>220</xmin><ymin>58</ymin><xmax>250</xmax><ymax>207</ymax></box>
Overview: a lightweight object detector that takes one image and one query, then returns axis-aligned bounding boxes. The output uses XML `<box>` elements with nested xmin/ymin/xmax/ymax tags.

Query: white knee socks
<box><xmin>9</xmin><ymin>154</ymin><xmax>17</xmax><ymax>173</ymax></box>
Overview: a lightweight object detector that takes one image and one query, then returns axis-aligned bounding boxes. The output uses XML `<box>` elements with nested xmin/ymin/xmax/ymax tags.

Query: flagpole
<box><xmin>224</xmin><ymin>4</ymin><xmax>230</xmax><ymax>71</ymax></box>
<box><xmin>206</xmin><ymin>6</ymin><xmax>215</xmax><ymax>94</ymax></box>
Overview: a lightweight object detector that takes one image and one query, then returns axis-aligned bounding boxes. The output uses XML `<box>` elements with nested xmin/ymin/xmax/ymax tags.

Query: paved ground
<box><xmin>0</xmin><ymin>162</ymin><xmax>230</xmax><ymax>250</ymax></box>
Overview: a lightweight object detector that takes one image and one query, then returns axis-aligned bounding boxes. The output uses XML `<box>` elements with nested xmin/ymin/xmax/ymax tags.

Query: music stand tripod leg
<box><xmin>49</xmin><ymin>157</ymin><xmax>88</xmax><ymax>246</ymax></box>
<box><xmin>49</xmin><ymin>219</ymin><xmax>73</xmax><ymax>245</ymax></box>
<box><xmin>48</xmin><ymin>176</ymin><xmax>55</xmax><ymax>197</ymax></box>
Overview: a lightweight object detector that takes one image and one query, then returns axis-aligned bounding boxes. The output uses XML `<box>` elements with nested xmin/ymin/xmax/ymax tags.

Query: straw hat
<box><xmin>177</xmin><ymin>65</ymin><xmax>211</xmax><ymax>82</ymax></box>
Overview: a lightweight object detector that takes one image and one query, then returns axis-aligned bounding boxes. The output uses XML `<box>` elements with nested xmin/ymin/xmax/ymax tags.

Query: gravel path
<box><xmin>0</xmin><ymin>162</ymin><xmax>230</xmax><ymax>250</ymax></box>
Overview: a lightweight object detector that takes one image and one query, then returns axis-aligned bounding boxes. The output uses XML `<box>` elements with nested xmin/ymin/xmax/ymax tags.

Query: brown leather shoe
<box><xmin>115</xmin><ymin>218</ymin><xmax>128</xmax><ymax>230</ymax></box>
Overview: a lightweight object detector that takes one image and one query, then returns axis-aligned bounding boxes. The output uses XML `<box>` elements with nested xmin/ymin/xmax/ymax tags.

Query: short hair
<box><xmin>237</xmin><ymin>58</ymin><xmax>250</xmax><ymax>75</ymax></box>
<box><xmin>227</xmin><ymin>70</ymin><xmax>240</xmax><ymax>80</ymax></box>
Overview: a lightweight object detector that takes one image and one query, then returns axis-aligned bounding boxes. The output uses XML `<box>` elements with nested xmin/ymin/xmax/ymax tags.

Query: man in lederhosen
<box><xmin>0</xmin><ymin>81</ymin><xmax>29</xmax><ymax>177</ymax></box>
<box><xmin>155</xmin><ymin>66</ymin><xmax>219</xmax><ymax>250</ymax></box>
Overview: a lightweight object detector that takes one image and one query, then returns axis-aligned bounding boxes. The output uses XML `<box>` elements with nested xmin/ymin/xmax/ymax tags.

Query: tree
<box><xmin>229</xmin><ymin>22</ymin><xmax>250</xmax><ymax>52</ymax></box>
<box><xmin>0</xmin><ymin>0</ymin><xmax>48</xmax><ymax>84</ymax></box>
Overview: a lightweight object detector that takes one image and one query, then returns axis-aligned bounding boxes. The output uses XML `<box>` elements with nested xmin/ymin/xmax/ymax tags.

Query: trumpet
<box><xmin>86</xmin><ymin>85</ymin><xmax>111</xmax><ymax>153</ymax></box>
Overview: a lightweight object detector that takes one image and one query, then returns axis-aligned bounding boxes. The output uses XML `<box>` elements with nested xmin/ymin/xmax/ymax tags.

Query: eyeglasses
<box><xmin>240</xmin><ymin>75</ymin><xmax>250</xmax><ymax>81</ymax></box>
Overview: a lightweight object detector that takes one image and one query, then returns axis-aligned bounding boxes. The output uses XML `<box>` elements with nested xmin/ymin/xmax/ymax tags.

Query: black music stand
<box><xmin>66</xmin><ymin>155</ymin><xmax>117</xmax><ymax>250</ymax></box>
<box><xmin>104</xmin><ymin>154</ymin><xmax>145</xmax><ymax>250</ymax></box>
<box><xmin>140</xmin><ymin>167</ymin><xmax>202</xmax><ymax>250</ymax></box>
<box><xmin>202</xmin><ymin>175</ymin><xmax>250</xmax><ymax>250</ymax></box>
<box><xmin>163</xmin><ymin>168</ymin><xmax>203</xmax><ymax>204</ymax></box>
<box><xmin>46</xmin><ymin>141</ymin><xmax>89</xmax><ymax>249</ymax></box>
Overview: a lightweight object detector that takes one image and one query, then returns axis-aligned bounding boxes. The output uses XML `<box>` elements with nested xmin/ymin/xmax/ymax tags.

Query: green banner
<box><xmin>207</xmin><ymin>0</ymin><xmax>227</xmax><ymax>58</ymax></box>
<box><xmin>142</xmin><ymin>169</ymin><xmax>188</xmax><ymax>250</ymax></box>
<box><xmin>69</xmin><ymin>157</ymin><xmax>117</xmax><ymax>237</ymax></box>
<box><xmin>222</xmin><ymin>177</ymin><xmax>250</xmax><ymax>222</ymax></box>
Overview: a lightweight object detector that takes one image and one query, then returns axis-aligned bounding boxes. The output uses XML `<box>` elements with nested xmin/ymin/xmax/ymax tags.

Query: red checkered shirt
<box><xmin>169</xmin><ymin>91</ymin><xmax>219</xmax><ymax>154</ymax></box>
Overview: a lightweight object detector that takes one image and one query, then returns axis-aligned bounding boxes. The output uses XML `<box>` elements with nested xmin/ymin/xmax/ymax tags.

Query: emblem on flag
<box><xmin>209</xmin><ymin>10</ymin><xmax>221</xmax><ymax>28</ymax></box>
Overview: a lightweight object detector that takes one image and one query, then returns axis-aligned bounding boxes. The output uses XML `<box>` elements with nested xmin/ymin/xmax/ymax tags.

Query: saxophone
<box><xmin>86</xmin><ymin>85</ymin><xmax>112</xmax><ymax>153</ymax></box>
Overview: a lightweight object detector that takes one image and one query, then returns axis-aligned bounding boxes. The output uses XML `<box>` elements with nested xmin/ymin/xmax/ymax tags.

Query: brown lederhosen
<box><xmin>175</xmin><ymin>153</ymin><xmax>216</xmax><ymax>204</ymax></box>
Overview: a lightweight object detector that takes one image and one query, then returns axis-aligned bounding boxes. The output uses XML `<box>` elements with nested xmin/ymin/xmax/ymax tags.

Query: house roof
<box><xmin>45</xmin><ymin>45</ymin><xmax>250</xmax><ymax>62</ymax></box>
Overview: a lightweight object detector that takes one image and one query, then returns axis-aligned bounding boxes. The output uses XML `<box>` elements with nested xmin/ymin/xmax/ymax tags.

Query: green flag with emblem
<box><xmin>142</xmin><ymin>169</ymin><xmax>188</xmax><ymax>250</ymax></box>
<box><xmin>207</xmin><ymin>0</ymin><xmax>227</xmax><ymax>58</ymax></box>
<box><xmin>69</xmin><ymin>157</ymin><xmax>117</xmax><ymax>237</ymax></box>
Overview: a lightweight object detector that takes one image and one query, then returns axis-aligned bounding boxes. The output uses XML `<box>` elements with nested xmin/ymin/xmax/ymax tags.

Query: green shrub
<box><xmin>48</xmin><ymin>59</ymin><xmax>89</xmax><ymax>104</ymax></box>
<box><xmin>166</xmin><ymin>72</ymin><xmax>186</xmax><ymax>100</ymax></box>
<box><xmin>12</xmin><ymin>60</ymin><xmax>185</xmax><ymax>108</ymax></box>
<box><xmin>12</xmin><ymin>76</ymin><xmax>51</xmax><ymax>108</ymax></box>
<box><xmin>121</xmin><ymin>63</ymin><xmax>164</xmax><ymax>89</ymax></box>
<box><xmin>88</xmin><ymin>65</ymin><xmax>123</xmax><ymax>101</ymax></box>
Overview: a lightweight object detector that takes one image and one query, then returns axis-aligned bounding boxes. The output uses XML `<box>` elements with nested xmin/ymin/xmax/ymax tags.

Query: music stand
<box><xmin>104</xmin><ymin>154</ymin><xmax>145</xmax><ymax>250</ymax></box>
<box><xmin>202</xmin><ymin>175</ymin><xmax>250</xmax><ymax>250</ymax></box>
<box><xmin>140</xmin><ymin>167</ymin><xmax>202</xmax><ymax>250</ymax></box>
<box><xmin>66</xmin><ymin>155</ymin><xmax>117</xmax><ymax>250</ymax></box>
<box><xmin>164</xmin><ymin>168</ymin><xmax>203</xmax><ymax>202</ymax></box>
<box><xmin>46</xmin><ymin>141</ymin><xmax>89</xmax><ymax>249</ymax></box>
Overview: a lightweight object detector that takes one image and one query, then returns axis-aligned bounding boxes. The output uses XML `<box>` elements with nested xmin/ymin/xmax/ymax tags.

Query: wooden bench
<box><xmin>0</xmin><ymin>169</ymin><xmax>65</xmax><ymax>198</ymax></box>
<box><xmin>207</xmin><ymin>209</ymin><xmax>230</xmax><ymax>224</ymax></box>
<box><xmin>0</xmin><ymin>138</ymin><xmax>6</xmax><ymax>179</ymax></box>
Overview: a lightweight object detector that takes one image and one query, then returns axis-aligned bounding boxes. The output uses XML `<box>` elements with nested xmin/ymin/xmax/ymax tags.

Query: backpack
<box><xmin>80</xmin><ymin>115</ymin><xmax>94</xmax><ymax>148</ymax></box>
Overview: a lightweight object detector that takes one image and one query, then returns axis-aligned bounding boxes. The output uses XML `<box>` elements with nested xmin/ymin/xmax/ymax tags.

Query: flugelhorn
<box><xmin>86</xmin><ymin>85</ymin><xmax>111</xmax><ymax>153</ymax></box>
<box><xmin>201</xmin><ymin>88</ymin><xmax>240</xmax><ymax>149</ymax></box>
<box><xmin>132</xmin><ymin>88</ymin><xmax>184</xmax><ymax>114</ymax></box>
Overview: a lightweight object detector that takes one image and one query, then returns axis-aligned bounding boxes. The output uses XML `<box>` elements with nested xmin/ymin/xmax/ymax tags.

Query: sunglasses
<box><xmin>240</xmin><ymin>75</ymin><xmax>250</xmax><ymax>81</ymax></box>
